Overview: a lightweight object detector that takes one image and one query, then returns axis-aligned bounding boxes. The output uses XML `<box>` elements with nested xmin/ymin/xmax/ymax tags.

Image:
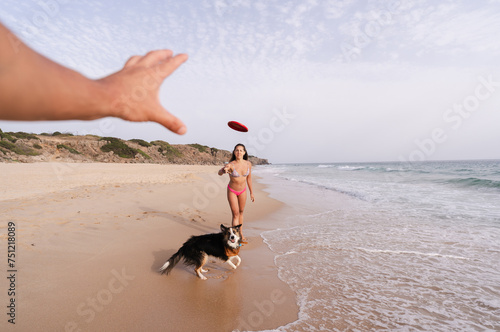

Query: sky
<box><xmin>1</xmin><ymin>0</ymin><xmax>499</xmax><ymax>164</ymax></box>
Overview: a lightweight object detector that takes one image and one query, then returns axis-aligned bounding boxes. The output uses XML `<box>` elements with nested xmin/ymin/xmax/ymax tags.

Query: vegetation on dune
<box><xmin>52</xmin><ymin>131</ymin><xmax>73</xmax><ymax>136</ymax></box>
<box><xmin>128</xmin><ymin>139</ymin><xmax>151</xmax><ymax>147</ymax></box>
<box><xmin>0</xmin><ymin>140</ymin><xmax>40</xmax><ymax>156</ymax></box>
<box><xmin>189</xmin><ymin>143</ymin><xmax>210</xmax><ymax>153</ymax></box>
<box><xmin>0</xmin><ymin>140</ymin><xmax>14</xmax><ymax>151</ymax></box>
<box><xmin>0</xmin><ymin>128</ymin><xmax>268</xmax><ymax>164</ymax></box>
<box><xmin>99</xmin><ymin>137</ymin><xmax>138</xmax><ymax>158</ymax></box>
<box><xmin>7</xmin><ymin>132</ymin><xmax>40</xmax><ymax>140</ymax></box>
<box><xmin>57</xmin><ymin>144</ymin><xmax>81</xmax><ymax>154</ymax></box>
<box><xmin>0</xmin><ymin>130</ymin><xmax>17</xmax><ymax>143</ymax></box>
<box><xmin>40</xmin><ymin>131</ymin><xmax>74</xmax><ymax>137</ymax></box>
<box><xmin>210</xmin><ymin>147</ymin><xmax>219</xmax><ymax>156</ymax></box>
<box><xmin>99</xmin><ymin>137</ymin><xmax>151</xmax><ymax>159</ymax></box>
<box><xmin>151</xmin><ymin>140</ymin><xmax>182</xmax><ymax>162</ymax></box>
<box><xmin>190</xmin><ymin>144</ymin><xmax>221</xmax><ymax>157</ymax></box>
<box><xmin>136</xmin><ymin>149</ymin><xmax>151</xmax><ymax>159</ymax></box>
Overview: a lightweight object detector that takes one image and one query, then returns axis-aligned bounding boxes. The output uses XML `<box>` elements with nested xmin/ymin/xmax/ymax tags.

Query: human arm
<box><xmin>0</xmin><ymin>22</ymin><xmax>188</xmax><ymax>134</ymax></box>
<box><xmin>218</xmin><ymin>163</ymin><xmax>233</xmax><ymax>176</ymax></box>
<box><xmin>247</xmin><ymin>163</ymin><xmax>255</xmax><ymax>202</ymax></box>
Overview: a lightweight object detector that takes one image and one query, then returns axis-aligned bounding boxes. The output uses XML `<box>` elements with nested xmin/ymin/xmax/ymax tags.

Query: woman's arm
<box><xmin>0</xmin><ymin>22</ymin><xmax>188</xmax><ymax>134</ymax></box>
<box><xmin>218</xmin><ymin>163</ymin><xmax>233</xmax><ymax>176</ymax></box>
<box><xmin>247</xmin><ymin>162</ymin><xmax>255</xmax><ymax>202</ymax></box>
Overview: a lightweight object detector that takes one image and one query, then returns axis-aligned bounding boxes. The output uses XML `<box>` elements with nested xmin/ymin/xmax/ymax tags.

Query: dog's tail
<box><xmin>159</xmin><ymin>251</ymin><xmax>182</xmax><ymax>275</ymax></box>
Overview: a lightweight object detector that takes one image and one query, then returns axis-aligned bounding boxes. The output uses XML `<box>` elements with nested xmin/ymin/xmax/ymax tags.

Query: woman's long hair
<box><xmin>229</xmin><ymin>143</ymin><xmax>248</xmax><ymax>162</ymax></box>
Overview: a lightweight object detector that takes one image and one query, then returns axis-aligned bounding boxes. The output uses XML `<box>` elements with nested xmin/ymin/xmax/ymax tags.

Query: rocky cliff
<box><xmin>0</xmin><ymin>130</ymin><xmax>269</xmax><ymax>165</ymax></box>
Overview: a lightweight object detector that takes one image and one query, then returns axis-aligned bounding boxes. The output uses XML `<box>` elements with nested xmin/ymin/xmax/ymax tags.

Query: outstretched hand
<box><xmin>0</xmin><ymin>22</ymin><xmax>189</xmax><ymax>135</ymax></box>
<box><xmin>100</xmin><ymin>50</ymin><xmax>189</xmax><ymax>135</ymax></box>
<box><xmin>224</xmin><ymin>164</ymin><xmax>234</xmax><ymax>174</ymax></box>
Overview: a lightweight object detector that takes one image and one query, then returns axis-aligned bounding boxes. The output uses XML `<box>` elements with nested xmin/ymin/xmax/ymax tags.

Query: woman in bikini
<box><xmin>218</xmin><ymin>144</ymin><xmax>254</xmax><ymax>233</ymax></box>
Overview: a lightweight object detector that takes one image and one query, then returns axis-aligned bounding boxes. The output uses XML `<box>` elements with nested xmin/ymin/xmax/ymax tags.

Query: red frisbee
<box><xmin>228</xmin><ymin>121</ymin><xmax>248</xmax><ymax>132</ymax></box>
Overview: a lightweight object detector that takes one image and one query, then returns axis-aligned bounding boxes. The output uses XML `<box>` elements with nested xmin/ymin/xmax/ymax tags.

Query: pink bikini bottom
<box><xmin>228</xmin><ymin>185</ymin><xmax>246</xmax><ymax>196</ymax></box>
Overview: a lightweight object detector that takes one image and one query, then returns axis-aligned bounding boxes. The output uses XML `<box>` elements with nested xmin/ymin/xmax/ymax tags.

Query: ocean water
<box><xmin>254</xmin><ymin>160</ymin><xmax>500</xmax><ymax>332</ymax></box>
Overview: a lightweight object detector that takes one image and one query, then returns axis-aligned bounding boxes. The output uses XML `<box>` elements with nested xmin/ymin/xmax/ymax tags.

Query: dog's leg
<box><xmin>195</xmin><ymin>254</ymin><xmax>208</xmax><ymax>280</ymax></box>
<box><xmin>233</xmin><ymin>255</ymin><xmax>241</xmax><ymax>268</ymax></box>
<box><xmin>195</xmin><ymin>268</ymin><xmax>208</xmax><ymax>280</ymax></box>
<box><xmin>226</xmin><ymin>255</ymin><xmax>241</xmax><ymax>269</ymax></box>
<box><xmin>226</xmin><ymin>260</ymin><xmax>237</xmax><ymax>269</ymax></box>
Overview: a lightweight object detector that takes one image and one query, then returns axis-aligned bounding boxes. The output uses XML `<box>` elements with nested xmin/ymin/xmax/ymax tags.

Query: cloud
<box><xmin>1</xmin><ymin>0</ymin><xmax>499</xmax><ymax>162</ymax></box>
<box><xmin>410</xmin><ymin>6</ymin><xmax>500</xmax><ymax>55</ymax></box>
<box><xmin>323</xmin><ymin>0</ymin><xmax>354</xmax><ymax>19</ymax></box>
<box><xmin>333</xmin><ymin>0</ymin><xmax>500</xmax><ymax>65</ymax></box>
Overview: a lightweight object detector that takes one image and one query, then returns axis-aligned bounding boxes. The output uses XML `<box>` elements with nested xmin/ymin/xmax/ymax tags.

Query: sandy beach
<box><xmin>0</xmin><ymin>163</ymin><xmax>298</xmax><ymax>331</ymax></box>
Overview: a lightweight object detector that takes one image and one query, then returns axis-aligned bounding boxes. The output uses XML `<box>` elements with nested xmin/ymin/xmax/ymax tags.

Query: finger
<box><xmin>139</xmin><ymin>50</ymin><xmax>174</xmax><ymax>67</ymax></box>
<box><xmin>152</xmin><ymin>107</ymin><xmax>187</xmax><ymax>135</ymax></box>
<box><xmin>124</xmin><ymin>55</ymin><xmax>141</xmax><ymax>68</ymax></box>
<box><xmin>156</xmin><ymin>53</ymin><xmax>188</xmax><ymax>78</ymax></box>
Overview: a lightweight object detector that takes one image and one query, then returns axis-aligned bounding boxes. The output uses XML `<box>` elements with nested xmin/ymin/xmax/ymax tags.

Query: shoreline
<box><xmin>250</xmin><ymin>162</ymin><xmax>500</xmax><ymax>331</ymax></box>
<box><xmin>0</xmin><ymin>163</ymin><xmax>299</xmax><ymax>331</ymax></box>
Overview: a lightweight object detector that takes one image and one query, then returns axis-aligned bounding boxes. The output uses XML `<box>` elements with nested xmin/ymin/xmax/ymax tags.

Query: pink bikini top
<box><xmin>229</xmin><ymin>166</ymin><xmax>250</xmax><ymax>177</ymax></box>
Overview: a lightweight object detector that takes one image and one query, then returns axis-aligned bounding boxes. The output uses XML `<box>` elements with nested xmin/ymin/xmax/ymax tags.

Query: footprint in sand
<box><xmin>190</xmin><ymin>215</ymin><xmax>205</xmax><ymax>223</ymax></box>
<box><xmin>181</xmin><ymin>208</ymin><xmax>206</xmax><ymax>223</ymax></box>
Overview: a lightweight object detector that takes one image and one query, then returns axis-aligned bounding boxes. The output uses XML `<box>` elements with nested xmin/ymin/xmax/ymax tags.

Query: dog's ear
<box><xmin>220</xmin><ymin>224</ymin><xmax>227</xmax><ymax>232</ymax></box>
<box><xmin>234</xmin><ymin>224</ymin><xmax>242</xmax><ymax>231</ymax></box>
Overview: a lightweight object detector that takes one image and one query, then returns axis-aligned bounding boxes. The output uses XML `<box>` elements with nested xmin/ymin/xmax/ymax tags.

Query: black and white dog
<box><xmin>159</xmin><ymin>224</ymin><xmax>242</xmax><ymax>280</ymax></box>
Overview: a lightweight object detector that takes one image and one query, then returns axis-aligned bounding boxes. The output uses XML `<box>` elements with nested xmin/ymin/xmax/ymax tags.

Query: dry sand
<box><xmin>0</xmin><ymin>163</ymin><xmax>298</xmax><ymax>332</ymax></box>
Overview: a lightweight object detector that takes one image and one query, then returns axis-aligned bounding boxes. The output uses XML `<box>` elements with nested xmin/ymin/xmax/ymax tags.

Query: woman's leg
<box><xmin>227</xmin><ymin>187</ymin><xmax>240</xmax><ymax>227</ymax></box>
<box><xmin>237</xmin><ymin>189</ymin><xmax>248</xmax><ymax>241</ymax></box>
<box><xmin>237</xmin><ymin>189</ymin><xmax>247</xmax><ymax>225</ymax></box>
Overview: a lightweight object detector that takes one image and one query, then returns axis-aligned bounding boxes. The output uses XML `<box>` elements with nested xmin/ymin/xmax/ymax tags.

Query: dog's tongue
<box><xmin>230</xmin><ymin>238</ymin><xmax>235</xmax><ymax>243</ymax></box>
